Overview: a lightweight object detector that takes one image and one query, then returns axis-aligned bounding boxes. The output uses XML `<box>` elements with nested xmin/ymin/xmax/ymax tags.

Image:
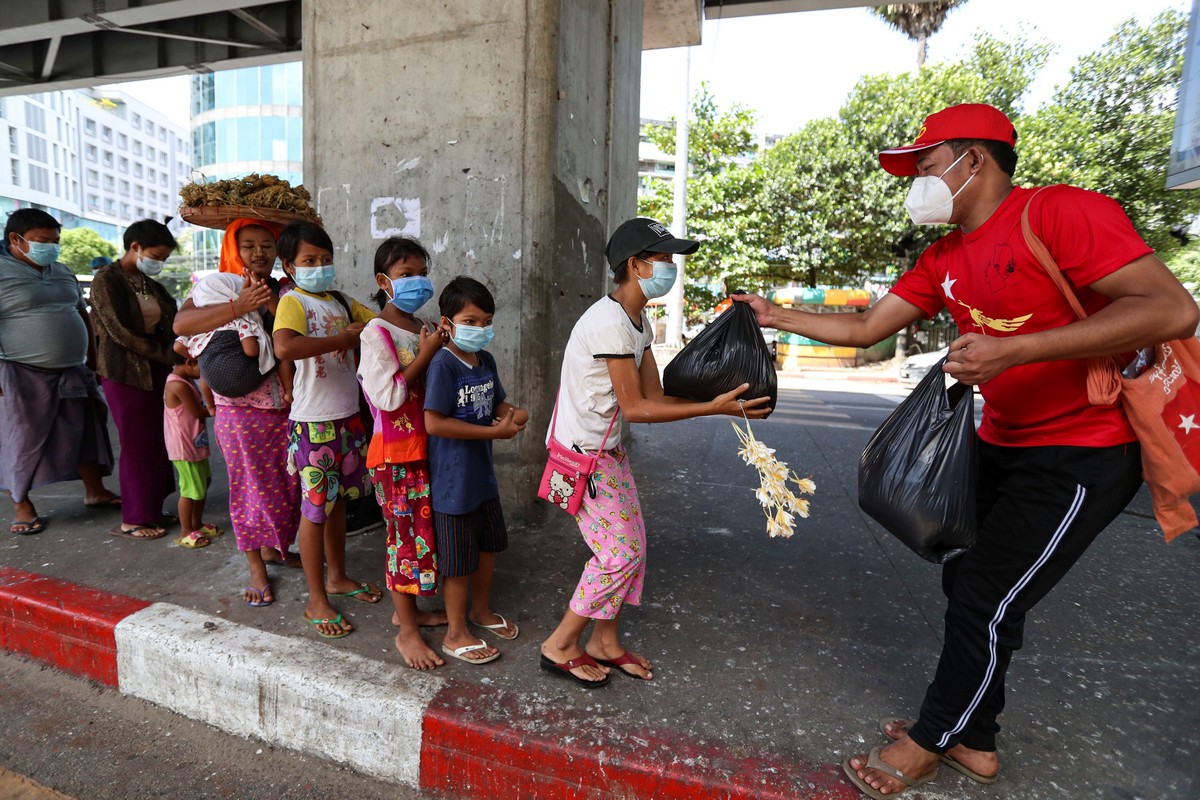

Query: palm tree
<box><xmin>871</xmin><ymin>2</ymin><xmax>968</xmax><ymax>67</ymax></box>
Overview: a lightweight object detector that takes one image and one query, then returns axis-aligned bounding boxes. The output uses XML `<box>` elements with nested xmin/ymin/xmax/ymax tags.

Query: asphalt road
<box><xmin>0</xmin><ymin>649</ymin><xmax>429</xmax><ymax>800</ymax></box>
<box><xmin>2</xmin><ymin>376</ymin><xmax>1197</xmax><ymax>799</ymax></box>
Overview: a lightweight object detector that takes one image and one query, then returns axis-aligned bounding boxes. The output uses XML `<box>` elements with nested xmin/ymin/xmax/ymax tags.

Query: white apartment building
<box><xmin>0</xmin><ymin>88</ymin><xmax>190</xmax><ymax>245</ymax></box>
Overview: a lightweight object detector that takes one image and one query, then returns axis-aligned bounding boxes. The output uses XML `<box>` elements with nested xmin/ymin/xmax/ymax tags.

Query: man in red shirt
<box><xmin>736</xmin><ymin>103</ymin><xmax>1198</xmax><ymax>798</ymax></box>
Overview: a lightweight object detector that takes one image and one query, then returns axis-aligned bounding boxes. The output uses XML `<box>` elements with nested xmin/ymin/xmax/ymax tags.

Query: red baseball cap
<box><xmin>878</xmin><ymin>104</ymin><xmax>1017</xmax><ymax>176</ymax></box>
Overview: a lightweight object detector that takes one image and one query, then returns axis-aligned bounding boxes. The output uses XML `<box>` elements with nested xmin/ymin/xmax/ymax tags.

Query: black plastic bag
<box><xmin>858</xmin><ymin>357</ymin><xmax>977</xmax><ymax>563</ymax></box>
<box><xmin>662</xmin><ymin>300</ymin><xmax>777</xmax><ymax>411</ymax></box>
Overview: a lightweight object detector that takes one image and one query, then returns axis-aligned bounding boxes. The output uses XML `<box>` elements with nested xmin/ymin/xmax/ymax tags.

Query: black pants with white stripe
<box><xmin>908</xmin><ymin>441</ymin><xmax>1143</xmax><ymax>755</ymax></box>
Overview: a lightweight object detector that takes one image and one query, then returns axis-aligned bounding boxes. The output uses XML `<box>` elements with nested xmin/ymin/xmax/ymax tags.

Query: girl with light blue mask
<box><xmin>360</xmin><ymin>236</ymin><xmax>452</xmax><ymax>668</ymax></box>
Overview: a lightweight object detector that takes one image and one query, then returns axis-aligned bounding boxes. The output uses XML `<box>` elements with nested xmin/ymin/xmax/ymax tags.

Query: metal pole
<box><xmin>665</xmin><ymin>46</ymin><xmax>690</xmax><ymax>348</ymax></box>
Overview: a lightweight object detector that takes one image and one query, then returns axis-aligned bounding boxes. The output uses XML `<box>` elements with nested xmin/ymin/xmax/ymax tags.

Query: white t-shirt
<box><xmin>551</xmin><ymin>295</ymin><xmax>653</xmax><ymax>452</ymax></box>
<box><xmin>273</xmin><ymin>288</ymin><xmax>375</xmax><ymax>423</ymax></box>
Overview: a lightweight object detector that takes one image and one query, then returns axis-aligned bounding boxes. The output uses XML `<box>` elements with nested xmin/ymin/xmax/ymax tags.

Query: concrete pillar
<box><xmin>303</xmin><ymin>1</ymin><xmax>643</xmax><ymax>521</ymax></box>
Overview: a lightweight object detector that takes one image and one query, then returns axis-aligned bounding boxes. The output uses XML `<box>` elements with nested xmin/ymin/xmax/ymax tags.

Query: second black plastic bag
<box><xmin>662</xmin><ymin>299</ymin><xmax>777</xmax><ymax>411</ymax></box>
<box><xmin>858</xmin><ymin>357</ymin><xmax>977</xmax><ymax>563</ymax></box>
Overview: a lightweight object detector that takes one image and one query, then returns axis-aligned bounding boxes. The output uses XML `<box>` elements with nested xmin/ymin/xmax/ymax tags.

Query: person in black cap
<box><xmin>735</xmin><ymin>104</ymin><xmax>1198</xmax><ymax>798</ymax></box>
<box><xmin>537</xmin><ymin>218</ymin><xmax>772</xmax><ymax>688</ymax></box>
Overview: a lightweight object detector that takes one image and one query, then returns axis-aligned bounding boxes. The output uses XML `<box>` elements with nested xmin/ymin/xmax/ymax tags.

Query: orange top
<box><xmin>219</xmin><ymin>218</ymin><xmax>284</xmax><ymax>274</ymax></box>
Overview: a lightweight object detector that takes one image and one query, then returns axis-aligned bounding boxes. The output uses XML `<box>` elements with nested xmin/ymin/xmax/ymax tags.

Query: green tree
<box><xmin>639</xmin><ymin>83</ymin><xmax>770</xmax><ymax>312</ymax></box>
<box><xmin>760</xmin><ymin>32</ymin><xmax>1050</xmax><ymax>287</ymax></box>
<box><xmin>870</xmin><ymin>1</ymin><xmax>968</xmax><ymax>67</ymax></box>
<box><xmin>59</xmin><ymin>227</ymin><xmax>117</xmax><ymax>274</ymax></box>
<box><xmin>1020</xmin><ymin>9</ymin><xmax>1199</xmax><ymax>257</ymax></box>
<box><xmin>1167</xmin><ymin>238</ymin><xmax>1200</xmax><ymax>291</ymax></box>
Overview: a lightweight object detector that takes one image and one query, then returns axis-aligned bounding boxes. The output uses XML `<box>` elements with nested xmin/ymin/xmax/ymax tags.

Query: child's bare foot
<box><xmin>396</xmin><ymin>630</ymin><xmax>445</xmax><ymax>670</ymax></box>
<box><xmin>442</xmin><ymin>632</ymin><xmax>498</xmax><ymax>662</ymax></box>
<box><xmin>394</xmin><ymin>609</ymin><xmax>449</xmax><ymax>627</ymax></box>
<box><xmin>261</xmin><ymin>547</ymin><xmax>301</xmax><ymax>567</ymax></box>
<box><xmin>540</xmin><ymin>640</ymin><xmax>609</xmax><ymax>683</ymax></box>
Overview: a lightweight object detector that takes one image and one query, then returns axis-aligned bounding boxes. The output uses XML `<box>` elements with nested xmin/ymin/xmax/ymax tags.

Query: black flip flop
<box><xmin>539</xmin><ymin>653</ymin><xmax>610</xmax><ymax>688</ymax></box>
<box><xmin>10</xmin><ymin>516</ymin><xmax>47</xmax><ymax>536</ymax></box>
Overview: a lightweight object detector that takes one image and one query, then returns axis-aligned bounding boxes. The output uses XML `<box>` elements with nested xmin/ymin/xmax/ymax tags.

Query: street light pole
<box><xmin>665</xmin><ymin>46</ymin><xmax>691</xmax><ymax>347</ymax></box>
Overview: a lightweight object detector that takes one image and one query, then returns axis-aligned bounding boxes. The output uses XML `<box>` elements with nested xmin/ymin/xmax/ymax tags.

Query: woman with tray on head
<box><xmin>174</xmin><ymin>213</ymin><xmax>301</xmax><ymax>608</ymax></box>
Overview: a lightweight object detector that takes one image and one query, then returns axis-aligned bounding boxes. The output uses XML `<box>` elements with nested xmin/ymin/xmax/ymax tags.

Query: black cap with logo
<box><xmin>604</xmin><ymin>217</ymin><xmax>699</xmax><ymax>274</ymax></box>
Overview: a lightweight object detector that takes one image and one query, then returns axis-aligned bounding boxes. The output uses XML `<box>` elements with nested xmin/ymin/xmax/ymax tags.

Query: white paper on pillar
<box><xmin>370</xmin><ymin>197</ymin><xmax>421</xmax><ymax>239</ymax></box>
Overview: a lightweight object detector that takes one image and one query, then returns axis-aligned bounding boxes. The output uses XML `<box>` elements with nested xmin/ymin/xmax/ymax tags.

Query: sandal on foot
<box><xmin>244</xmin><ymin>585</ymin><xmax>273</xmax><ymax>607</ymax></box>
<box><xmin>303</xmin><ymin>611</ymin><xmax>350</xmax><ymax>638</ymax></box>
<box><xmin>10</xmin><ymin>516</ymin><xmax>47</xmax><ymax>536</ymax></box>
<box><xmin>109</xmin><ymin>524</ymin><xmax>166</xmax><ymax>540</ymax></box>
<box><xmin>175</xmin><ymin>530</ymin><xmax>211</xmax><ymax>549</ymax></box>
<box><xmin>878</xmin><ymin>718</ymin><xmax>998</xmax><ymax>785</ymax></box>
<box><xmin>441</xmin><ymin>640</ymin><xmax>500</xmax><ymax>665</ymax></box>
<box><xmin>329</xmin><ymin>582</ymin><xmax>382</xmax><ymax>603</ymax></box>
<box><xmin>539</xmin><ymin>653</ymin><xmax>610</xmax><ymax>688</ymax></box>
<box><xmin>471</xmin><ymin>613</ymin><xmax>519</xmax><ymax>640</ymax></box>
<box><xmin>156</xmin><ymin>513</ymin><xmax>179</xmax><ymax>528</ymax></box>
<box><xmin>199</xmin><ymin>523</ymin><xmax>225</xmax><ymax>538</ymax></box>
<box><xmin>842</xmin><ymin>746</ymin><xmax>937</xmax><ymax>800</ymax></box>
<box><xmin>593</xmin><ymin>650</ymin><xmax>652</xmax><ymax>680</ymax></box>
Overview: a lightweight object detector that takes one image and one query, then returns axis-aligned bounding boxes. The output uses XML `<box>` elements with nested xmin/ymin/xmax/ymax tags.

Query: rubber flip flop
<box><xmin>10</xmin><ymin>516</ymin><xmax>47</xmax><ymax>536</ymax></box>
<box><xmin>593</xmin><ymin>650</ymin><xmax>652</xmax><ymax>680</ymax></box>
<box><xmin>329</xmin><ymin>582</ymin><xmax>382</xmax><ymax>603</ymax></box>
<box><xmin>878</xmin><ymin>718</ymin><xmax>998</xmax><ymax>785</ymax></box>
<box><xmin>244</xmin><ymin>585</ymin><xmax>273</xmax><ymax>607</ymax></box>
<box><xmin>471</xmin><ymin>613</ymin><xmax>519</xmax><ymax>640</ymax></box>
<box><xmin>175</xmin><ymin>530</ymin><xmax>211</xmax><ymax>549</ymax></box>
<box><xmin>841</xmin><ymin>747</ymin><xmax>937</xmax><ymax>800</ymax></box>
<box><xmin>199</xmin><ymin>523</ymin><xmax>225</xmax><ymax>538</ymax></box>
<box><xmin>539</xmin><ymin>653</ymin><xmax>610</xmax><ymax>688</ymax></box>
<box><xmin>303</xmin><ymin>611</ymin><xmax>351</xmax><ymax>638</ymax></box>
<box><xmin>108</xmin><ymin>525</ymin><xmax>166</xmax><ymax>540</ymax></box>
<box><xmin>441</xmin><ymin>640</ymin><xmax>500</xmax><ymax>665</ymax></box>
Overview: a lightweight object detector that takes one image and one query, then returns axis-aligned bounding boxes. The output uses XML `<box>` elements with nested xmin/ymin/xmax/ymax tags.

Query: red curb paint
<box><xmin>421</xmin><ymin>681</ymin><xmax>861</xmax><ymax>800</ymax></box>
<box><xmin>0</xmin><ymin>567</ymin><xmax>150</xmax><ymax>686</ymax></box>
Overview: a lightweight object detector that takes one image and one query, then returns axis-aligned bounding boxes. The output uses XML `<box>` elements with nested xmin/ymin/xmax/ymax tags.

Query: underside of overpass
<box><xmin>0</xmin><ymin>0</ymin><xmax>940</xmax><ymax>519</ymax></box>
<box><xmin>0</xmin><ymin>0</ymin><xmax>940</xmax><ymax>95</ymax></box>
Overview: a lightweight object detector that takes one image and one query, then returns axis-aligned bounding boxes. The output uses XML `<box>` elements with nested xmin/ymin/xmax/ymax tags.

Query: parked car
<box><xmin>897</xmin><ymin>346</ymin><xmax>949</xmax><ymax>388</ymax></box>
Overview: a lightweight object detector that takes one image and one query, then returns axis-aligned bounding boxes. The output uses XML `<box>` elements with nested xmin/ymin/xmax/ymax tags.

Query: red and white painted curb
<box><xmin>0</xmin><ymin>566</ymin><xmax>857</xmax><ymax>799</ymax></box>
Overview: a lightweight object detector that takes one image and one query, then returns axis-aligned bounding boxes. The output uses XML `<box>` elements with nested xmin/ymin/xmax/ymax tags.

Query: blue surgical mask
<box><xmin>292</xmin><ymin>265</ymin><xmax>336</xmax><ymax>293</ymax></box>
<box><xmin>18</xmin><ymin>236</ymin><xmax>60</xmax><ymax>267</ymax></box>
<box><xmin>447</xmin><ymin>319</ymin><xmax>495</xmax><ymax>353</ymax></box>
<box><xmin>137</xmin><ymin>254</ymin><xmax>166</xmax><ymax>276</ymax></box>
<box><xmin>387</xmin><ymin>275</ymin><xmax>434</xmax><ymax>313</ymax></box>
<box><xmin>636</xmin><ymin>258</ymin><xmax>677</xmax><ymax>300</ymax></box>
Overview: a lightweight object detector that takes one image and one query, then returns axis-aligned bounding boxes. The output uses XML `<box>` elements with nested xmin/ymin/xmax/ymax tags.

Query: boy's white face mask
<box><xmin>904</xmin><ymin>150</ymin><xmax>975</xmax><ymax>226</ymax></box>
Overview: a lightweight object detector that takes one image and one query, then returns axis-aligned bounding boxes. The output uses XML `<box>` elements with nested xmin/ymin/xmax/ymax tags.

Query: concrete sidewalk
<box><xmin>2</xmin><ymin>376</ymin><xmax>1198</xmax><ymax>799</ymax></box>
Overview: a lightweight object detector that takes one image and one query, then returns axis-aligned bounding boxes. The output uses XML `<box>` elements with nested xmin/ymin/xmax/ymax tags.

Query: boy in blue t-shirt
<box><xmin>424</xmin><ymin>276</ymin><xmax>528</xmax><ymax>664</ymax></box>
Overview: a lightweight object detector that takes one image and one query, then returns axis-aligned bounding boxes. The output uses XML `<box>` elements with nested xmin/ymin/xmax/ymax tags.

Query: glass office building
<box><xmin>189</xmin><ymin>63</ymin><xmax>303</xmax><ymax>267</ymax></box>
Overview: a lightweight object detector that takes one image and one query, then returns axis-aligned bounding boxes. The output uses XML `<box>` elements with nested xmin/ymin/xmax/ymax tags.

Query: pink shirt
<box><xmin>164</xmin><ymin>373</ymin><xmax>210</xmax><ymax>462</ymax></box>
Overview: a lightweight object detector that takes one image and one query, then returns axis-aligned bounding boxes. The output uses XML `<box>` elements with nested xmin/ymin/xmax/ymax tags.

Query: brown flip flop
<box><xmin>109</xmin><ymin>524</ymin><xmax>166</xmax><ymax>540</ymax></box>
<box><xmin>878</xmin><ymin>717</ymin><xmax>998</xmax><ymax>785</ymax></box>
<box><xmin>842</xmin><ymin>746</ymin><xmax>937</xmax><ymax>800</ymax></box>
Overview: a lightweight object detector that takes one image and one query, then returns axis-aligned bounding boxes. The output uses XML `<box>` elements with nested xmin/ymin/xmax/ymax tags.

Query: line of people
<box><xmin>0</xmin><ymin>205</ymin><xmax>769</xmax><ymax>680</ymax></box>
